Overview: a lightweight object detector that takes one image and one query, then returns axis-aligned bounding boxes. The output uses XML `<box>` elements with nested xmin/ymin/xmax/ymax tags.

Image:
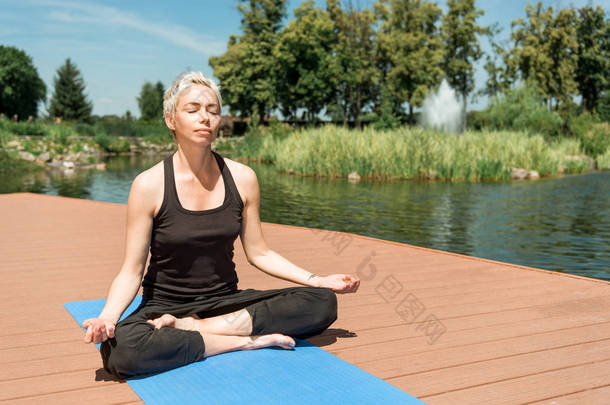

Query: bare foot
<box><xmin>245</xmin><ymin>334</ymin><xmax>295</xmax><ymax>351</ymax></box>
<box><xmin>147</xmin><ymin>314</ymin><xmax>198</xmax><ymax>331</ymax></box>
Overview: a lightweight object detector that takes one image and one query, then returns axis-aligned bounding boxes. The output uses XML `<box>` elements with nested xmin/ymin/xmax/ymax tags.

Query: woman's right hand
<box><xmin>82</xmin><ymin>318</ymin><xmax>116</xmax><ymax>344</ymax></box>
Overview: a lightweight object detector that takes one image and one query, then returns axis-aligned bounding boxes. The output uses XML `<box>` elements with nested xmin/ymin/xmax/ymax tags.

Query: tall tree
<box><xmin>481</xmin><ymin>24</ymin><xmax>516</xmax><ymax>98</ymax></box>
<box><xmin>441</xmin><ymin>0</ymin><xmax>489</xmax><ymax>132</ymax></box>
<box><xmin>274</xmin><ymin>1</ymin><xmax>336</xmax><ymax>123</ymax></box>
<box><xmin>575</xmin><ymin>5</ymin><xmax>609</xmax><ymax>113</ymax></box>
<box><xmin>137</xmin><ymin>81</ymin><xmax>164</xmax><ymax>122</ymax></box>
<box><xmin>506</xmin><ymin>3</ymin><xmax>578</xmax><ymax>110</ymax></box>
<box><xmin>0</xmin><ymin>46</ymin><xmax>46</xmax><ymax>119</ymax></box>
<box><xmin>48</xmin><ymin>58</ymin><xmax>92</xmax><ymax>122</ymax></box>
<box><xmin>326</xmin><ymin>0</ymin><xmax>377</xmax><ymax>128</ymax></box>
<box><xmin>547</xmin><ymin>7</ymin><xmax>579</xmax><ymax>109</ymax></box>
<box><xmin>375</xmin><ymin>0</ymin><xmax>444</xmax><ymax>124</ymax></box>
<box><xmin>210</xmin><ymin>0</ymin><xmax>287</xmax><ymax>123</ymax></box>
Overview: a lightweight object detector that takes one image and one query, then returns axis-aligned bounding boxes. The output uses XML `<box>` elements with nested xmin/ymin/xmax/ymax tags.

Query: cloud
<box><xmin>28</xmin><ymin>0</ymin><xmax>225</xmax><ymax>56</ymax></box>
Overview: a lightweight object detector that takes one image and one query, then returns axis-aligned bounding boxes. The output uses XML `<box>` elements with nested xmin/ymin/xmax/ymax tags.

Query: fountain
<box><xmin>420</xmin><ymin>79</ymin><xmax>463</xmax><ymax>134</ymax></box>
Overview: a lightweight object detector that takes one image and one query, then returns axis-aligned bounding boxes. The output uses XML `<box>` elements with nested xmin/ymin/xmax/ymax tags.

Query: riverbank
<box><xmin>3</xmin><ymin>117</ymin><xmax>608</xmax><ymax>182</ymax></box>
<box><xmin>0</xmin><ymin>117</ymin><xmax>176</xmax><ymax>172</ymax></box>
<box><xmin>219</xmin><ymin>125</ymin><xmax>609</xmax><ymax>182</ymax></box>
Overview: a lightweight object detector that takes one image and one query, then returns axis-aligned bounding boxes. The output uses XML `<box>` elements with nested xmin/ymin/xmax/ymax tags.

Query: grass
<box><xmin>234</xmin><ymin>125</ymin><xmax>598</xmax><ymax>182</ymax></box>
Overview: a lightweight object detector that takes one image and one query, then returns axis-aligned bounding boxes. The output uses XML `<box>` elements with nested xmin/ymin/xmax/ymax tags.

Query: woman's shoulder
<box><xmin>129</xmin><ymin>159</ymin><xmax>166</xmax><ymax>217</ymax></box>
<box><xmin>219</xmin><ymin>155</ymin><xmax>258</xmax><ymax>205</ymax></box>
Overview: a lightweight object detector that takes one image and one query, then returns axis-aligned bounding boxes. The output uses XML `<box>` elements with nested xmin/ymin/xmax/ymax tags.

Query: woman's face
<box><xmin>167</xmin><ymin>84</ymin><xmax>221</xmax><ymax>146</ymax></box>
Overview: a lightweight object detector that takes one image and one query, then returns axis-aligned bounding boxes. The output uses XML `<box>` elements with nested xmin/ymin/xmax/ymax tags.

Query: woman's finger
<box><xmin>106</xmin><ymin>324</ymin><xmax>115</xmax><ymax>339</ymax></box>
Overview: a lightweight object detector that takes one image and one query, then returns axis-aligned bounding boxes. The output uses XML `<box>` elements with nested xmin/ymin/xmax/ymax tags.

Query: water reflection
<box><xmin>2</xmin><ymin>153</ymin><xmax>608</xmax><ymax>281</ymax></box>
<box><xmin>253</xmin><ymin>162</ymin><xmax>609</xmax><ymax>281</ymax></box>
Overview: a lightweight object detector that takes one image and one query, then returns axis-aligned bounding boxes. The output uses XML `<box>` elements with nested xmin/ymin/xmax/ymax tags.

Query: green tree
<box><xmin>547</xmin><ymin>8</ymin><xmax>579</xmax><ymax>110</ymax></box>
<box><xmin>274</xmin><ymin>1</ymin><xmax>335</xmax><ymax>123</ymax></box>
<box><xmin>575</xmin><ymin>5</ymin><xmax>609</xmax><ymax>113</ymax></box>
<box><xmin>326</xmin><ymin>0</ymin><xmax>377</xmax><ymax>128</ymax></box>
<box><xmin>375</xmin><ymin>0</ymin><xmax>444</xmax><ymax>124</ymax></box>
<box><xmin>48</xmin><ymin>58</ymin><xmax>93</xmax><ymax>122</ymax></box>
<box><xmin>0</xmin><ymin>46</ymin><xmax>46</xmax><ymax>119</ymax></box>
<box><xmin>481</xmin><ymin>25</ymin><xmax>516</xmax><ymax>98</ymax></box>
<box><xmin>137</xmin><ymin>81</ymin><xmax>164</xmax><ymax>122</ymax></box>
<box><xmin>210</xmin><ymin>0</ymin><xmax>287</xmax><ymax>123</ymax></box>
<box><xmin>506</xmin><ymin>3</ymin><xmax>578</xmax><ymax>110</ymax></box>
<box><xmin>441</xmin><ymin>0</ymin><xmax>489</xmax><ymax>132</ymax></box>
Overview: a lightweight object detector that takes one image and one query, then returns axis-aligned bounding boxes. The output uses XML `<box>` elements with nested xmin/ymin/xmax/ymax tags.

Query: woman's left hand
<box><xmin>317</xmin><ymin>274</ymin><xmax>360</xmax><ymax>294</ymax></box>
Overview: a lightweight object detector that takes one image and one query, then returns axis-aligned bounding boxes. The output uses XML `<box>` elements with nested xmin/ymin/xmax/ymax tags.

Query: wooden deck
<box><xmin>1</xmin><ymin>192</ymin><xmax>609</xmax><ymax>404</ymax></box>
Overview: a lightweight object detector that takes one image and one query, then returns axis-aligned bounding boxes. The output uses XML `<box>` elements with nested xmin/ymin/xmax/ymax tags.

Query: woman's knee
<box><xmin>100</xmin><ymin>321</ymin><xmax>205</xmax><ymax>379</ymax></box>
<box><xmin>100</xmin><ymin>325</ymin><xmax>142</xmax><ymax>378</ymax></box>
<box><xmin>309</xmin><ymin>287</ymin><xmax>338</xmax><ymax>328</ymax></box>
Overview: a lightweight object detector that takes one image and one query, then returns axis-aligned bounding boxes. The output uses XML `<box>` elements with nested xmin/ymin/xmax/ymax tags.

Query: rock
<box><xmin>47</xmin><ymin>159</ymin><xmax>62</xmax><ymax>168</ymax></box>
<box><xmin>18</xmin><ymin>151</ymin><xmax>36</xmax><ymax>161</ymax></box>
<box><xmin>528</xmin><ymin>170</ymin><xmax>540</xmax><ymax>179</ymax></box>
<box><xmin>62</xmin><ymin>161</ymin><xmax>75</xmax><ymax>169</ymax></box>
<box><xmin>63</xmin><ymin>168</ymin><xmax>76</xmax><ymax>177</ymax></box>
<box><xmin>37</xmin><ymin>152</ymin><xmax>51</xmax><ymax>162</ymax></box>
<box><xmin>7</xmin><ymin>140</ymin><xmax>20</xmax><ymax>148</ymax></box>
<box><xmin>64</xmin><ymin>153</ymin><xmax>78</xmax><ymax>162</ymax></box>
<box><xmin>96</xmin><ymin>163</ymin><xmax>107</xmax><ymax>171</ymax></box>
<box><xmin>129</xmin><ymin>144</ymin><xmax>139</xmax><ymax>152</ymax></box>
<box><xmin>511</xmin><ymin>168</ymin><xmax>528</xmax><ymax>180</ymax></box>
<box><xmin>347</xmin><ymin>171</ymin><xmax>361</xmax><ymax>182</ymax></box>
<box><xmin>564</xmin><ymin>155</ymin><xmax>596</xmax><ymax>170</ymax></box>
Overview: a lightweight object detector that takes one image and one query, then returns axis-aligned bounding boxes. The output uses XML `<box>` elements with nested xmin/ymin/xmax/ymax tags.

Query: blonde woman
<box><xmin>82</xmin><ymin>71</ymin><xmax>360</xmax><ymax>378</ymax></box>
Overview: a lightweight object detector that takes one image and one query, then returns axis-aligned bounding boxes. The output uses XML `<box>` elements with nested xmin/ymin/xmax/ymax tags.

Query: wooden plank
<box><xmin>526</xmin><ymin>385</ymin><xmax>610</xmax><ymax>405</ymax></box>
<box><xmin>391</xmin><ymin>339</ymin><xmax>610</xmax><ymax>397</ymax></box>
<box><xmin>421</xmin><ymin>359</ymin><xmax>610</xmax><ymax>405</ymax></box>
<box><xmin>349</xmin><ymin>320</ymin><xmax>610</xmax><ymax>378</ymax></box>
<box><xmin>0</xmin><ymin>369</ymin><xmax>124</xmax><ymax>401</ymax></box>
<box><xmin>7</xmin><ymin>384</ymin><xmax>140</xmax><ymax>404</ymax></box>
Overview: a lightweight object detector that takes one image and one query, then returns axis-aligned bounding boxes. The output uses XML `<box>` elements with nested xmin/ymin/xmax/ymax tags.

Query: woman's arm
<box><xmin>83</xmin><ymin>172</ymin><xmax>156</xmax><ymax>344</ymax></box>
<box><xmin>238</xmin><ymin>166</ymin><xmax>359</xmax><ymax>294</ymax></box>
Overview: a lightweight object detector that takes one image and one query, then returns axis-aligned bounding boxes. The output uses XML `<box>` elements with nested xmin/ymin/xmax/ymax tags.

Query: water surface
<box><xmin>4</xmin><ymin>153</ymin><xmax>609</xmax><ymax>281</ymax></box>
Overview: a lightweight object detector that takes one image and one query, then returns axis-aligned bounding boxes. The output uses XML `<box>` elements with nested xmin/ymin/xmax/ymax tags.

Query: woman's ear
<box><xmin>164</xmin><ymin>112</ymin><xmax>176</xmax><ymax>131</ymax></box>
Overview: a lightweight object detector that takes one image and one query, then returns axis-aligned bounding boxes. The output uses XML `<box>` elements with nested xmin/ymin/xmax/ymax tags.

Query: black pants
<box><xmin>100</xmin><ymin>286</ymin><xmax>338</xmax><ymax>378</ymax></box>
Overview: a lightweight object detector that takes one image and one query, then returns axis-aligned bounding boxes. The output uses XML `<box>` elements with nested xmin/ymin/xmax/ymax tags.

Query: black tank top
<box><xmin>142</xmin><ymin>151</ymin><xmax>244</xmax><ymax>301</ymax></box>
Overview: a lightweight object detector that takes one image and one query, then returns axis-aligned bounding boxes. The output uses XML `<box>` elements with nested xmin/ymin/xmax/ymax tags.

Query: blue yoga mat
<box><xmin>65</xmin><ymin>297</ymin><xmax>426</xmax><ymax>405</ymax></box>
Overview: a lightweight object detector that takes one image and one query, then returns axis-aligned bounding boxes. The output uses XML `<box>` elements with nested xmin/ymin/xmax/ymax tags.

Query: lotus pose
<box><xmin>82</xmin><ymin>71</ymin><xmax>360</xmax><ymax>378</ymax></box>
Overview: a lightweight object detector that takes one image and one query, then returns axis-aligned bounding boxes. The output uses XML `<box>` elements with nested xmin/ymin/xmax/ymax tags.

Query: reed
<box><xmin>597</xmin><ymin>148</ymin><xmax>610</xmax><ymax>171</ymax></box>
<box><xmin>235</xmin><ymin>125</ymin><xmax>591</xmax><ymax>181</ymax></box>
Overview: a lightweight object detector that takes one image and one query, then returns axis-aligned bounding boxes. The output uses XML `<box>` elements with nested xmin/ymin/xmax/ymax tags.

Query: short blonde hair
<box><xmin>163</xmin><ymin>71</ymin><xmax>222</xmax><ymax>121</ymax></box>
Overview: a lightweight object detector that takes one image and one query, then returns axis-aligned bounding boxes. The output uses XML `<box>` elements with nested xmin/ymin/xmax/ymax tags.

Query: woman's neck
<box><xmin>173</xmin><ymin>144</ymin><xmax>217</xmax><ymax>183</ymax></box>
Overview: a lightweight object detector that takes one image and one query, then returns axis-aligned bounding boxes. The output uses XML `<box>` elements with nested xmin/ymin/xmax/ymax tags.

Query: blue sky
<box><xmin>2</xmin><ymin>0</ymin><xmax>608</xmax><ymax>117</ymax></box>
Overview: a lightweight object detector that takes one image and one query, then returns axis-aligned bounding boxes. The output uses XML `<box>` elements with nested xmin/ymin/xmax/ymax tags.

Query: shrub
<box><xmin>569</xmin><ymin>113</ymin><xmax>609</xmax><ymax>157</ymax></box>
<box><xmin>597</xmin><ymin>148</ymin><xmax>610</xmax><ymax>170</ymax></box>
<box><xmin>94</xmin><ymin>132</ymin><xmax>112</xmax><ymax>151</ymax></box>
<box><xmin>478</xmin><ymin>82</ymin><xmax>563</xmax><ymax>138</ymax></box>
<box><xmin>74</xmin><ymin>122</ymin><xmax>96</xmax><ymax>137</ymax></box>
<box><xmin>597</xmin><ymin>91</ymin><xmax>610</xmax><ymax>122</ymax></box>
<box><xmin>48</xmin><ymin>125</ymin><xmax>73</xmax><ymax>146</ymax></box>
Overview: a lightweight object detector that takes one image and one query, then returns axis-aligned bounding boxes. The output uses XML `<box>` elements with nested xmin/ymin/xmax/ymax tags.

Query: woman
<box><xmin>82</xmin><ymin>71</ymin><xmax>360</xmax><ymax>378</ymax></box>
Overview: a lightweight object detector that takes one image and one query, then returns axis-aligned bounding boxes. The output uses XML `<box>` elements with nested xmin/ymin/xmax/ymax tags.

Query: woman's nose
<box><xmin>198</xmin><ymin>109</ymin><xmax>210</xmax><ymax>123</ymax></box>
